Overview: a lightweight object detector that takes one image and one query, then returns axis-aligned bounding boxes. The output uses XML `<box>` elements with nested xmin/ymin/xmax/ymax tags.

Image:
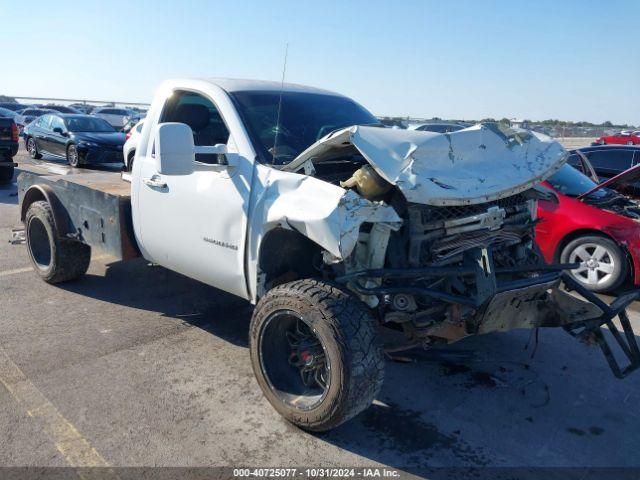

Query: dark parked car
<box><xmin>567</xmin><ymin>145</ymin><xmax>640</xmax><ymax>196</ymax></box>
<box><xmin>23</xmin><ymin>114</ymin><xmax>126</xmax><ymax>167</ymax></box>
<box><xmin>0</xmin><ymin>117</ymin><xmax>19</xmax><ymax>184</ymax></box>
<box><xmin>414</xmin><ymin>122</ymin><xmax>466</xmax><ymax>133</ymax></box>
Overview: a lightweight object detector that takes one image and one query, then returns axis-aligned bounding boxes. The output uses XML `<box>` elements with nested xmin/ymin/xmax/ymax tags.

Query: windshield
<box><xmin>548</xmin><ymin>164</ymin><xmax>608</xmax><ymax>198</ymax></box>
<box><xmin>230</xmin><ymin>90</ymin><xmax>379</xmax><ymax>164</ymax></box>
<box><xmin>65</xmin><ymin>116</ymin><xmax>115</xmax><ymax>132</ymax></box>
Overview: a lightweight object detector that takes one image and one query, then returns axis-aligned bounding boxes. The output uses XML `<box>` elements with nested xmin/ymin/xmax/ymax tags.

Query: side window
<box><xmin>586</xmin><ymin>150</ymin><xmax>634</xmax><ymax>174</ymax></box>
<box><xmin>161</xmin><ymin>91</ymin><xmax>230</xmax><ymax>164</ymax></box>
<box><xmin>38</xmin><ymin>115</ymin><xmax>52</xmax><ymax>129</ymax></box>
<box><xmin>566</xmin><ymin>153</ymin><xmax>582</xmax><ymax>171</ymax></box>
<box><xmin>50</xmin><ymin>116</ymin><xmax>65</xmax><ymax>132</ymax></box>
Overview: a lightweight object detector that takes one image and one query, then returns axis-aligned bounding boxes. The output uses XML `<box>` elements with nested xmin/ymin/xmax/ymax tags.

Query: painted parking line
<box><xmin>0</xmin><ymin>256</ymin><xmax>112</xmax><ymax>278</ymax></box>
<box><xmin>0</xmin><ymin>266</ymin><xmax>33</xmax><ymax>277</ymax></box>
<box><xmin>0</xmin><ymin>347</ymin><xmax>110</xmax><ymax>467</ymax></box>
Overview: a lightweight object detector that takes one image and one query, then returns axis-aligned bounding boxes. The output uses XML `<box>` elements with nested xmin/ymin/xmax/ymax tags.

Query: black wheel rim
<box><xmin>68</xmin><ymin>146</ymin><xmax>78</xmax><ymax>166</ymax></box>
<box><xmin>27</xmin><ymin>217</ymin><xmax>52</xmax><ymax>269</ymax></box>
<box><xmin>259</xmin><ymin>310</ymin><xmax>330</xmax><ymax>410</ymax></box>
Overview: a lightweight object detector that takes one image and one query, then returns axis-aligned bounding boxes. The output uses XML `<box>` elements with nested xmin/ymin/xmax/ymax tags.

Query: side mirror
<box><xmin>53</xmin><ymin>127</ymin><xmax>65</xmax><ymax>135</ymax></box>
<box><xmin>154</xmin><ymin>122</ymin><xmax>195</xmax><ymax>175</ymax></box>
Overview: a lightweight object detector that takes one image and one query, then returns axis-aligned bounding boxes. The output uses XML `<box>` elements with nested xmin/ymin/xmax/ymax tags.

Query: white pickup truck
<box><xmin>16</xmin><ymin>78</ymin><xmax>640</xmax><ymax>431</ymax></box>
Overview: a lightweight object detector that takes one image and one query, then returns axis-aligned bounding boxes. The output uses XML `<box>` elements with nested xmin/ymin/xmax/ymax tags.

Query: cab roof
<box><xmin>199</xmin><ymin>77</ymin><xmax>345</xmax><ymax>96</ymax></box>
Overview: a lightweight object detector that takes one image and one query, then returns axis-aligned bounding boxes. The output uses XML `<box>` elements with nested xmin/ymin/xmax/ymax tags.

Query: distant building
<box><xmin>510</xmin><ymin>118</ymin><xmax>529</xmax><ymax>129</ymax></box>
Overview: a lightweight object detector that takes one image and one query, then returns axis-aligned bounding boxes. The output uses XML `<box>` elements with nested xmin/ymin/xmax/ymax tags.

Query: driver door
<box><xmin>136</xmin><ymin>90</ymin><xmax>253</xmax><ymax>300</ymax></box>
<box><xmin>48</xmin><ymin>116</ymin><xmax>68</xmax><ymax>157</ymax></box>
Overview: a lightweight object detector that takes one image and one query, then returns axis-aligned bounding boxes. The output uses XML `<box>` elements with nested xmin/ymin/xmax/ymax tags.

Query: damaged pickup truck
<box><xmin>16</xmin><ymin>79</ymin><xmax>640</xmax><ymax>431</ymax></box>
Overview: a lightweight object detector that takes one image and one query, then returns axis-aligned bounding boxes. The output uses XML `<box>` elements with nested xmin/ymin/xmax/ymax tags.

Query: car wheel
<box><xmin>67</xmin><ymin>144</ymin><xmax>80</xmax><ymax>167</ymax></box>
<box><xmin>127</xmin><ymin>151</ymin><xmax>135</xmax><ymax>172</ymax></box>
<box><xmin>27</xmin><ymin>137</ymin><xmax>42</xmax><ymax>159</ymax></box>
<box><xmin>560</xmin><ymin>235</ymin><xmax>627</xmax><ymax>292</ymax></box>
<box><xmin>249</xmin><ymin>279</ymin><xmax>384</xmax><ymax>432</ymax></box>
<box><xmin>25</xmin><ymin>201</ymin><xmax>91</xmax><ymax>283</ymax></box>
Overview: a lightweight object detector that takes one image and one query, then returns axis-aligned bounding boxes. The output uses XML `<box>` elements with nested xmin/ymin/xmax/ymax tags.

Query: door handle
<box><xmin>142</xmin><ymin>176</ymin><xmax>167</xmax><ymax>189</ymax></box>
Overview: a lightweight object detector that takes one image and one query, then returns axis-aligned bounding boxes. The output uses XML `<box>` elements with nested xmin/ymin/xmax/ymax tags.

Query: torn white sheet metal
<box><xmin>284</xmin><ymin>124</ymin><xmax>568</xmax><ymax>206</ymax></box>
<box><xmin>258</xmin><ymin>171</ymin><xmax>402</xmax><ymax>259</ymax></box>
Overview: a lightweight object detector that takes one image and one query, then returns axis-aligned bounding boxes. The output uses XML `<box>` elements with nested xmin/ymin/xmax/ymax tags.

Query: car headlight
<box><xmin>78</xmin><ymin>141</ymin><xmax>100</xmax><ymax>148</ymax></box>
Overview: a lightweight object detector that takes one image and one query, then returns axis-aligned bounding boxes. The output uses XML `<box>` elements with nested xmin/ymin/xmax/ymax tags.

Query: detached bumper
<box><xmin>340</xmin><ymin>262</ymin><xmax>640</xmax><ymax>379</ymax></box>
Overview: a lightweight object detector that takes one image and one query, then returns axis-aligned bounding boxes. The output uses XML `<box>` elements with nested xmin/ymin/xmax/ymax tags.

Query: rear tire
<box><xmin>249</xmin><ymin>279</ymin><xmax>384</xmax><ymax>432</ymax></box>
<box><xmin>25</xmin><ymin>201</ymin><xmax>91</xmax><ymax>283</ymax></box>
<box><xmin>27</xmin><ymin>137</ymin><xmax>42</xmax><ymax>159</ymax></box>
<box><xmin>560</xmin><ymin>235</ymin><xmax>627</xmax><ymax>292</ymax></box>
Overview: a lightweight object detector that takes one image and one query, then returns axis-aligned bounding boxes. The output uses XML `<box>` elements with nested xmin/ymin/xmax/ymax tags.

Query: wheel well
<box><xmin>20</xmin><ymin>187</ymin><xmax>47</xmax><ymax>222</ymax></box>
<box><xmin>554</xmin><ymin>228</ymin><xmax>634</xmax><ymax>279</ymax></box>
<box><xmin>554</xmin><ymin>229</ymin><xmax>613</xmax><ymax>261</ymax></box>
<box><xmin>258</xmin><ymin>228</ymin><xmax>323</xmax><ymax>290</ymax></box>
<box><xmin>20</xmin><ymin>186</ymin><xmax>72</xmax><ymax>236</ymax></box>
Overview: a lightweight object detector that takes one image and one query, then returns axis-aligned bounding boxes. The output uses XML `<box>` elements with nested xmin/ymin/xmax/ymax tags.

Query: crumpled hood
<box><xmin>285</xmin><ymin>123</ymin><xmax>567</xmax><ymax>206</ymax></box>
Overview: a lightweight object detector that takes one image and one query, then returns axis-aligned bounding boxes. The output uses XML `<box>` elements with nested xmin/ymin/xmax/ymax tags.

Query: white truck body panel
<box><xmin>244</xmin><ymin>165</ymin><xmax>401</xmax><ymax>301</ymax></box>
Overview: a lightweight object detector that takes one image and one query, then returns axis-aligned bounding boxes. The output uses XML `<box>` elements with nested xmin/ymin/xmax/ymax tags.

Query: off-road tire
<box><xmin>0</xmin><ymin>156</ymin><xmax>13</xmax><ymax>184</ymax></box>
<box><xmin>27</xmin><ymin>137</ymin><xmax>42</xmax><ymax>159</ymax></box>
<box><xmin>249</xmin><ymin>279</ymin><xmax>384</xmax><ymax>432</ymax></box>
<box><xmin>25</xmin><ymin>201</ymin><xmax>91</xmax><ymax>283</ymax></box>
<box><xmin>560</xmin><ymin>234</ymin><xmax>627</xmax><ymax>292</ymax></box>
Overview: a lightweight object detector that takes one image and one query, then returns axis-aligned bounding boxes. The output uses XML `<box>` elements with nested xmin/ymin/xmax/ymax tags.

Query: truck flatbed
<box><xmin>16</xmin><ymin>160</ymin><xmax>138</xmax><ymax>261</ymax></box>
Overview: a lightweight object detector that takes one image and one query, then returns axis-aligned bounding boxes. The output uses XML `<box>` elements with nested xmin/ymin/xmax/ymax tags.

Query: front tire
<box><xmin>67</xmin><ymin>144</ymin><xmax>80</xmax><ymax>167</ymax></box>
<box><xmin>250</xmin><ymin>279</ymin><xmax>384</xmax><ymax>432</ymax></box>
<box><xmin>25</xmin><ymin>201</ymin><xmax>91</xmax><ymax>283</ymax></box>
<box><xmin>560</xmin><ymin>235</ymin><xmax>627</xmax><ymax>292</ymax></box>
<box><xmin>27</xmin><ymin>137</ymin><xmax>42</xmax><ymax>159</ymax></box>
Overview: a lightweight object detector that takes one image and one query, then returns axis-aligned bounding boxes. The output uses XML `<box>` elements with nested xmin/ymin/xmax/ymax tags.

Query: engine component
<box><xmin>340</xmin><ymin>165</ymin><xmax>392</xmax><ymax>200</ymax></box>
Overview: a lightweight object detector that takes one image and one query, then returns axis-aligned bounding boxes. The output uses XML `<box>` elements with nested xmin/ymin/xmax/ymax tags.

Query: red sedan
<box><xmin>535</xmin><ymin>164</ymin><xmax>640</xmax><ymax>292</ymax></box>
<box><xmin>595</xmin><ymin>131</ymin><xmax>640</xmax><ymax>145</ymax></box>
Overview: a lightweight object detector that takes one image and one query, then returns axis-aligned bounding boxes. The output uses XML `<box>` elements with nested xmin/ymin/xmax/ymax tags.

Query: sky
<box><xmin>1</xmin><ymin>0</ymin><xmax>639</xmax><ymax>125</ymax></box>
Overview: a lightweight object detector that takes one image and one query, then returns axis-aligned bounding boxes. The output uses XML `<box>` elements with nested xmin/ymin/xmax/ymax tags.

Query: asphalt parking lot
<box><xmin>2</xmin><ymin>147</ymin><xmax>640</xmax><ymax>477</ymax></box>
